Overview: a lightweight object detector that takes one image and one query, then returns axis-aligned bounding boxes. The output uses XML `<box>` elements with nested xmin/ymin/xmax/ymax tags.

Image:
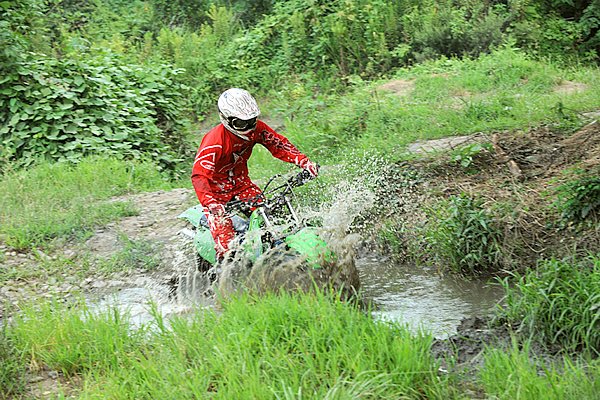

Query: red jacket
<box><xmin>191</xmin><ymin>120</ymin><xmax>308</xmax><ymax>207</ymax></box>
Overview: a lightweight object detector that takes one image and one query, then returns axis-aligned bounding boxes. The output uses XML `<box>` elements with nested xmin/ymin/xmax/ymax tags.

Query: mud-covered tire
<box><xmin>195</xmin><ymin>252</ymin><xmax>212</xmax><ymax>273</ymax></box>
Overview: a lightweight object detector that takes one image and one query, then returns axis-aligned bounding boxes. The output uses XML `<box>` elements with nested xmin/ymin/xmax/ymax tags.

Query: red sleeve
<box><xmin>256</xmin><ymin>122</ymin><xmax>307</xmax><ymax>166</ymax></box>
<box><xmin>191</xmin><ymin>136</ymin><xmax>223</xmax><ymax>207</ymax></box>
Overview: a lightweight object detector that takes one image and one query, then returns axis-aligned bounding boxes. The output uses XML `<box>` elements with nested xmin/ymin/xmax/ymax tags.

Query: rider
<box><xmin>191</xmin><ymin>88</ymin><xmax>319</xmax><ymax>261</ymax></box>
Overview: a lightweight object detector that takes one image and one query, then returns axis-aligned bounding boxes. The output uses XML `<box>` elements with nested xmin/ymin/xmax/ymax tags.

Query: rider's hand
<box><xmin>208</xmin><ymin>203</ymin><xmax>226</xmax><ymax>217</ymax></box>
<box><xmin>299</xmin><ymin>158</ymin><xmax>319</xmax><ymax>178</ymax></box>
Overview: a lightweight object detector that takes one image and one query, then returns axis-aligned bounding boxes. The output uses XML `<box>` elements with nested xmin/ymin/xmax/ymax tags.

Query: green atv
<box><xmin>178</xmin><ymin>170</ymin><xmax>340</xmax><ymax>285</ymax></box>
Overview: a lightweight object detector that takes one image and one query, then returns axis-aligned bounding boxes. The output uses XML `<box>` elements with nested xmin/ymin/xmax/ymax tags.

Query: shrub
<box><xmin>554</xmin><ymin>169</ymin><xmax>600</xmax><ymax>224</ymax></box>
<box><xmin>0</xmin><ymin>53</ymin><xmax>190</xmax><ymax>171</ymax></box>
<box><xmin>426</xmin><ymin>194</ymin><xmax>503</xmax><ymax>275</ymax></box>
<box><xmin>402</xmin><ymin>0</ymin><xmax>509</xmax><ymax>62</ymax></box>
<box><xmin>498</xmin><ymin>255</ymin><xmax>600</xmax><ymax>355</ymax></box>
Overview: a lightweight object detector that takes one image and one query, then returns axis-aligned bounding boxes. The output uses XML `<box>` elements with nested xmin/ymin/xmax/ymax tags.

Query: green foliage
<box><xmin>426</xmin><ymin>194</ymin><xmax>503</xmax><ymax>275</ymax></box>
<box><xmin>0</xmin><ymin>157</ymin><xmax>174</xmax><ymax>249</ymax></box>
<box><xmin>402</xmin><ymin>0</ymin><xmax>509</xmax><ymax>62</ymax></box>
<box><xmin>149</xmin><ymin>0</ymin><xmax>275</xmax><ymax>29</ymax></box>
<box><xmin>451</xmin><ymin>142</ymin><xmax>493</xmax><ymax>169</ymax></box>
<box><xmin>554</xmin><ymin>168</ymin><xmax>600</xmax><ymax>224</ymax></box>
<box><xmin>8</xmin><ymin>291</ymin><xmax>451</xmax><ymax>398</ymax></box>
<box><xmin>0</xmin><ymin>325</ymin><xmax>26</xmax><ymax>399</ymax></box>
<box><xmin>508</xmin><ymin>0</ymin><xmax>600</xmax><ymax>62</ymax></box>
<box><xmin>0</xmin><ymin>53</ymin><xmax>190</xmax><ymax>170</ymax></box>
<box><xmin>0</xmin><ymin>0</ymin><xmax>47</xmax><ymax>70</ymax></box>
<box><xmin>498</xmin><ymin>255</ymin><xmax>600</xmax><ymax>355</ymax></box>
<box><xmin>148</xmin><ymin>6</ymin><xmax>240</xmax><ymax>113</ymax></box>
<box><xmin>11</xmin><ymin>300</ymin><xmax>144</xmax><ymax>376</ymax></box>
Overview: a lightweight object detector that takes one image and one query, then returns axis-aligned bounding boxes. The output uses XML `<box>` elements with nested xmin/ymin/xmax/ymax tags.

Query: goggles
<box><xmin>229</xmin><ymin>117</ymin><xmax>257</xmax><ymax>131</ymax></box>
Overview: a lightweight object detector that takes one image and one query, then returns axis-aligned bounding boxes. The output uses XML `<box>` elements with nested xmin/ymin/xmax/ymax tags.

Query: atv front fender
<box><xmin>285</xmin><ymin>228</ymin><xmax>334</xmax><ymax>269</ymax></box>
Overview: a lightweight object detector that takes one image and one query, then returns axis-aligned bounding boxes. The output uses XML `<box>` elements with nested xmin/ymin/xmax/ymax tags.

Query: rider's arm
<box><xmin>191</xmin><ymin>139</ymin><xmax>222</xmax><ymax>208</ymax></box>
<box><xmin>256</xmin><ymin>121</ymin><xmax>319</xmax><ymax>177</ymax></box>
<box><xmin>256</xmin><ymin>121</ymin><xmax>308</xmax><ymax>165</ymax></box>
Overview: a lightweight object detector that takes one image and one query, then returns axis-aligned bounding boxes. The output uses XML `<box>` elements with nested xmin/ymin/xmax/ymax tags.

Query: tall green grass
<box><xmin>498</xmin><ymin>255</ymin><xmax>600</xmax><ymax>355</ymax></box>
<box><xmin>425</xmin><ymin>194</ymin><xmax>503</xmax><ymax>275</ymax></box>
<box><xmin>0</xmin><ymin>324</ymin><xmax>27</xmax><ymax>399</ymax></box>
<box><xmin>8</xmin><ymin>291</ymin><xmax>600</xmax><ymax>399</ymax></box>
<box><xmin>480</xmin><ymin>344</ymin><xmax>600</xmax><ymax>400</ymax></box>
<box><xmin>9</xmin><ymin>291</ymin><xmax>454</xmax><ymax>399</ymax></box>
<box><xmin>11</xmin><ymin>300</ymin><xmax>144</xmax><ymax>378</ymax></box>
<box><xmin>0</xmin><ymin>157</ymin><xmax>176</xmax><ymax>249</ymax></box>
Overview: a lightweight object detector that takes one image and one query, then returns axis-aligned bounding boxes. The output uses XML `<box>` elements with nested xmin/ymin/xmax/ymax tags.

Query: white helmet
<box><xmin>217</xmin><ymin>88</ymin><xmax>260</xmax><ymax>139</ymax></box>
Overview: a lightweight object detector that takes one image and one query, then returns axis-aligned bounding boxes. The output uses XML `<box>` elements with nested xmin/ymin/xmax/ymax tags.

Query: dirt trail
<box><xmin>0</xmin><ymin>189</ymin><xmax>196</xmax><ymax>313</ymax></box>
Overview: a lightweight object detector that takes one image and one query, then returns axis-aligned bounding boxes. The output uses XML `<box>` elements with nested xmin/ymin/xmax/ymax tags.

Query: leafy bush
<box><xmin>509</xmin><ymin>0</ymin><xmax>600</xmax><ymax>62</ymax></box>
<box><xmin>149</xmin><ymin>6</ymin><xmax>240</xmax><ymax>113</ymax></box>
<box><xmin>0</xmin><ymin>53</ymin><xmax>190</xmax><ymax>171</ymax></box>
<box><xmin>402</xmin><ymin>0</ymin><xmax>508</xmax><ymax>62</ymax></box>
<box><xmin>554</xmin><ymin>169</ymin><xmax>600</xmax><ymax>224</ymax></box>
<box><xmin>498</xmin><ymin>255</ymin><xmax>600</xmax><ymax>355</ymax></box>
<box><xmin>426</xmin><ymin>194</ymin><xmax>503</xmax><ymax>275</ymax></box>
<box><xmin>0</xmin><ymin>0</ymin><xmax>47</xmax><ymax>70</ymax></box>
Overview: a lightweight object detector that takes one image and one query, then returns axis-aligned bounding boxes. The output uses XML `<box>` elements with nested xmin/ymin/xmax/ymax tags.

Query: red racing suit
<box><xmin>191</xmin><ymin>120</ymin><xmax>310</xmax><ymax>259</ymax></box>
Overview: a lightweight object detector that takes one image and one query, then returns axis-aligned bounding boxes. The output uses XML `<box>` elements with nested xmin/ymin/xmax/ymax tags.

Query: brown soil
<box><xmin>377</xmin><ymin>79</ymin><xmax>415</xmax><ymax>96</ymax></box>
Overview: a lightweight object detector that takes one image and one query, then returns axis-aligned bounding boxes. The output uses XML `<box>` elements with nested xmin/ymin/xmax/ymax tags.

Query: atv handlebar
<box><xmin>288</xmin><ymin>168</ymin><xmax>314</xmax><ymax>188</ymax></box>
<box><xmin>224</xmin><ymin>168</ymin><xmax>317</xmax><ymax>214</ymax></box>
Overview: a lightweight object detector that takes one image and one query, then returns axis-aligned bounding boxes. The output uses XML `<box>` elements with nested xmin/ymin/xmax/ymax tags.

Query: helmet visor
<box><xmin>229</xmin><ymin>117</ymin><xmax>257</xmax><ymax>131</ymax></box>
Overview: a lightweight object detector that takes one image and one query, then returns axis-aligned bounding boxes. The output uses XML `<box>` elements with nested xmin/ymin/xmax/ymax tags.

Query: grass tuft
<box><xmin>497</xmin><ymin>254</ymin><xmax>600</xmax><ymax>355</ymax></box>
<box><xmin>480</xmin><ymin>343</ymin><xmax>600</xmax><ymax>400</ymax></box>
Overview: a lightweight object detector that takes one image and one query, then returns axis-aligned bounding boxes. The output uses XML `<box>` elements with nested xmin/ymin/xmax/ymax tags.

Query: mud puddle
<box><xmin>85</xmin><ymin>238</ymin><xmax>216</xmax><ymax>329</ymax></box>
<box><xmin>357</xmin><ymin>254</ymin><xmax>504</xmax><ymax>339</ymax></box>
<box><xmin>86</xmin><ymin>251</ymin><xmax>504</xmax><ymax>339</ymax></box>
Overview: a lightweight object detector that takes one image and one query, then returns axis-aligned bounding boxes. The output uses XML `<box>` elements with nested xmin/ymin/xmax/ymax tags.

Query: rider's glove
<box><xmin>299</xmin><ymin>158</ymin><xmax>319</xmax><ymax>179</ymax></box>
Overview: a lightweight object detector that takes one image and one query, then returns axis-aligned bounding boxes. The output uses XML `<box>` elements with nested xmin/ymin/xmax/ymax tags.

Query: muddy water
<box><xmin>357</xmin><ymin>254</ymin><xmax>504</xmax><ymax>338</ymax></box>
<box><xmin>89</xmin><ymin>253</ymin><xmax>504</xmax><ymax>338</ymax></box>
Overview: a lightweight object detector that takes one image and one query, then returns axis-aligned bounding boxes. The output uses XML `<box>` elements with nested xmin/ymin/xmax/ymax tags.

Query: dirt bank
<box><xmin>377</xmin><ymin>115</ymin><xmax>600</xmax><ymax>272</ymax></box>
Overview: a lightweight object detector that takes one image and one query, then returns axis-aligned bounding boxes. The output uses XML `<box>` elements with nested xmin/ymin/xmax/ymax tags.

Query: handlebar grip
<box><xmin>290</xmin><ymin>168</ymin><xmax>314</xmax><ymax>187</ymax></box>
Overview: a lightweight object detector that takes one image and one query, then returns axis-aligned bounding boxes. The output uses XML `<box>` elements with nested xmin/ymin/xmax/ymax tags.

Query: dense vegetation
<box><xmin>1</xmin><ymin>0</ymin><xmax>599</xmax><ymax>171</ymax></box>
<box><xmin>1</xmin><ymin>0</ymin><xmax>599</xmax><ymax>398</ymax></box>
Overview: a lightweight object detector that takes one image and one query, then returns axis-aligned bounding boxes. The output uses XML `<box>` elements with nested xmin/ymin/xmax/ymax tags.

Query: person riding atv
<box><xmin>191</xmin><ymin>88</ymin><xmax>319</xmax><ymax>262</ymax></box>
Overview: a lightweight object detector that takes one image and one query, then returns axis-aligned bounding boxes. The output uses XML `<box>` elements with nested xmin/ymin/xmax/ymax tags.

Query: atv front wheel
<box><xmin>195</xmin><ymin>253</ymin><xmax>212</xmax><ymax>273</ymax></box>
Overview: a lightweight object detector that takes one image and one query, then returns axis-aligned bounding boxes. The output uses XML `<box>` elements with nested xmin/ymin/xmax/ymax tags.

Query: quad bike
<box><xmin>178</xmin><ymin>170</ymin><xmax>351</xmax><ymax>292</ymax></box>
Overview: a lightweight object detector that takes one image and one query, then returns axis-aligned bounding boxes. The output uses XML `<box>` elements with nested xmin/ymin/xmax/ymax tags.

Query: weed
<box><xmin>554</xmin><ymin>169</ymin><xmax>600</xmax><ymax>225</ymax></box>
<box><xmin>497</xmin><ymin>255</ymin><xmax>600</xmax><ymax>355</ymax></box>
<box><xmin>10</xmin><ymin>300</ymin><xmax>143</xmax><ymax>376</ymax></box>
<box><xmin>426</xmin><ymin>194</ymin><xmax>503</xmax><ymax>275</ymax></box>
<box><xmin>98</xmin><ymin>235</ymin><xmax>163</xmax><ymax>273</ymax></box>
<box><xmin>0</xmin><ymin>324</ymin><xmax>26</xmax><ymax>399</ymax></box>
<box><xmin>480</xmin><ymin>343</ymin><xmax>600</xmax><ymax>400</ymax></box>
<box><xmin>552</xmin><ymin>101</ymin><xmax>583</xmax><ymax>134</ymax></box>
<box><xmin>8</xmin><ymin>292</ymin><xmax>453</xmax><ymax>399</ymax></box>
<box><xmin>451</xmin><ymin>142</ymin><xmax>493</xmax><ymax>170</ymax></box>
<box><xmin>0</xmin><ymin>157</ymin><xmax>174</xmax><ymax>249</ymax></box>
